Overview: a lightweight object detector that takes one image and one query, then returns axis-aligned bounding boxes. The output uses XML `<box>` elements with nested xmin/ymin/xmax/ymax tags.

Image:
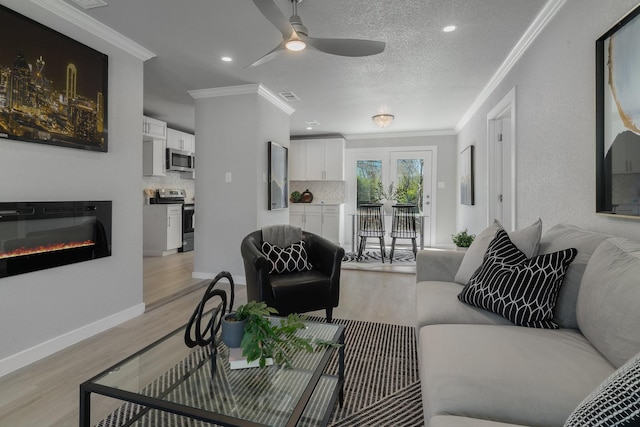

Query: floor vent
<box><xmin>278</xmin><ymin>91</ymin><xmax>300</xmax><ymax>102</ymax></box>
<box><xmin>67</xmin><ymin>0</ymin><xmax>108</xmax><ymax>9</ymax></box>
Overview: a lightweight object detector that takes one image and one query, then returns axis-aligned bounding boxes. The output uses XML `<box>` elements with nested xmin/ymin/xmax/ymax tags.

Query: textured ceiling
<box><xmin>77</xmin><ymin>0</ymin><xmax>548</xmax><ymax>136</ymax></box>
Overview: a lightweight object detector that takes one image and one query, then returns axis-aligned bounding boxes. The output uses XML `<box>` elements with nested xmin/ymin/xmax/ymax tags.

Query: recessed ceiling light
<box><xmin>443</xmin><ymin>25</ymin><xmax>457</xmax><ymax>33</ymax></box>
<box><xmin>306</xmin><ymin>126</ymin><xmax>313</xmax><ymax>130</ymax></box>
<box><xmin>221</xmin><ymin>56</ymin><xmax>233</xmax><ymax>62</ymax></box>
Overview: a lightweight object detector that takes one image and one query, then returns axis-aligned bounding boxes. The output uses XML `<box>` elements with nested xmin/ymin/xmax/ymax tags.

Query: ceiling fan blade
<box><xmin>303</xmin><ymin>35</ymin><xmax>386</xmax><ymax>57</ymax></box>
<box><xmin>247</xmin><ymin>42</ymin><xmax>287</xmax><ymax>67</ymax></box>
<box><xmin>252</xmin><ymin>0</ymin><xmax>294</xmax><ymax>40</ymax></box>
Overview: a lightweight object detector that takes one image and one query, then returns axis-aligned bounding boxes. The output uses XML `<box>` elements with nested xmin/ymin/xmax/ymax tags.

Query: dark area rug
<box><xmin>96</xmin><ymin>318</ymin><xmax>422</xmax><ymax>427</ymax></box>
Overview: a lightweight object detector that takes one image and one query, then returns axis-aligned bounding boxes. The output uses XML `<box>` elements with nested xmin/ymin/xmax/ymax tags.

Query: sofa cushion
<box><xmin>430</xmin><ymin>415</ymin><xmax>528</xmax><ymax>427</ymax></box>
<box><xmin>458</xmin><ymin>229</ymin><xmax>577</xmax><ymax>328</ymax></box>
<box><xmin>564</xmin><ymin>351</ymin><xmax>640</xmax><ymax>427</ymax></box>
<box><xmin>454</xmin><ymin>219</ymin><xmax>542</xmax><ymax>284</ymax></box>
<box><xmin>261</xmin><ymin>240</ymin><xmax>312</xmax><ymax>274</ymax></box>
<box><xmin>577</xmin><ymin>238</ymin><xmax>640</xmax><ymax>368</ymax></box>
<box><xmin>415</xmin><ymin>281</ymin><xmax>512</xmax><ymax>330</ymax></box>
<box><xmin>419</xmin><ymin>324</ymin><xmax>614</xmax><ymax>427</ymax></box>
<box><xmin>538</xmin><ymin>224</ymin><xmax>609</xmax><ymax>329</ymax></box>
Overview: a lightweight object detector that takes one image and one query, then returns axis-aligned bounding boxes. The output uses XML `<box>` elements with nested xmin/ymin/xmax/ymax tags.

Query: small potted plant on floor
<box><xmin>222</xmin><ymin>301</ymin><xmax>334</xmax><ymax>368</ymax></box>
<box><xmin>451</xmin><ymin>229</ymin><xmax>475</xmax><ymax>251</ymax></box>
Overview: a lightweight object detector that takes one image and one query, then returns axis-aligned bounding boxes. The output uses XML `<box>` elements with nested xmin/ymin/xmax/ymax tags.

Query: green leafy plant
<box><xmin>451</xmin><ymin>229</ymin><xmax>475</xmax><ymax>247</ymax></box>
<box><xmin>290</xmin><ymin>191</ymin><xmax>301</xmax><ymax>203</ymax></box>
<box><xmin>232</xmin><ymin>301</ymin><xmax>336</xmax><ymax>368</ymax></box>
<box><xmin>373</xmin><ymin>181</ymin><xmax>407</xmax><ymax>203</ymax></box>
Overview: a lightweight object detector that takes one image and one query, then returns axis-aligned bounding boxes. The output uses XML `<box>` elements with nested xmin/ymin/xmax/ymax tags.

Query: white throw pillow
<box><xmin>454</xmin><ymin>218</ymin><xmax>542</xmax><ymax>284</ymax></box>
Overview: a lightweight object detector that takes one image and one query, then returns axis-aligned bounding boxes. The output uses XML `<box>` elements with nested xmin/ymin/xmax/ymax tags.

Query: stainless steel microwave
<box><xmin>166</xmin><ymin>148</ymin><xmax>195</xmax><ymax>172</ymax></box>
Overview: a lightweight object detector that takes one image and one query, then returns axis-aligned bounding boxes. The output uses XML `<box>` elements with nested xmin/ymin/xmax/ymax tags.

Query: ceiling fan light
<box><xmin>286</xmin><ymin>39</ymin><xmax>306</xmax><ymax>51</ymax></box>
<box><xmin>372</xmin><ymin>114</ymin><xmax>394</xmax><ymax>128</ymax></box>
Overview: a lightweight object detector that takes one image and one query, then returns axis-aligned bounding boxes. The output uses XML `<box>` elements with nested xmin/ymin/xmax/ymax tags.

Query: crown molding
<box><xmin>29</xmin><ymin>0</ymin><xmax>156</xmax><ymax>61</ymax></box>
<box><xmin>344</xmin><ymin>129</ymin><xmax>456</xmax><ymax>140</ymax></box>
<box><xmin>188</xmin><ymin>84</ymin><xmax>295</xmax><ymax>115</ymax></box>
<box><xmin>455</xmin><ymin>0</ymin><xmax>567</xmax><ymax>132</ymax></box>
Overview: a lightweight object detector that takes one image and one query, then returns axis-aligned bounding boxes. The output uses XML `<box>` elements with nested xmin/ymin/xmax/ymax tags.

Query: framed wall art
<box><xmin>0</xmin><ymin>5</ymin><xmax>108</xmax><ymax>152</ymax></box>
<box><xmin>268</xmin><ymin>141</ymin><xmax>288</xmax><ymax>210</ymax></box>
<box><xmin>596</xmin><ymin>4</ymin><xmax>640</xmax><ymax>216</ymax></box>
<box><xmin>460</xmin><ymin>145</ymin><xmax>475</xmax><ymax>206</ymax></box>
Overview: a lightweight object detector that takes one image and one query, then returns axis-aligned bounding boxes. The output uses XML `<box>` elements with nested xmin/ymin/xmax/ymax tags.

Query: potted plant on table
<box><xmin>451</xmin><ymin>229</ymin><xmax>475</xmax><ymax>251</ymax></box>
<box><xmin>222</xmin><ymin>301</ymin><xmax>334</xmax><ymax>368</ymax></box>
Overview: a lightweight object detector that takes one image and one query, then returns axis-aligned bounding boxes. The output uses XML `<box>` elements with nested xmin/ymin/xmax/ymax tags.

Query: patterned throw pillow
<box><xmin>458</xmin><ymin>229</ymin><xmax>577</xmax><ymax>328</ymax></box>
<box><xmin>261</xmin><ymin>240</ymin><xmax>313</xmax><ymax>274</ymax></box>
<box><xmin>564</xmin><ymin>351</ymin><xmax>640</xmax><ymax>427</ymax></box>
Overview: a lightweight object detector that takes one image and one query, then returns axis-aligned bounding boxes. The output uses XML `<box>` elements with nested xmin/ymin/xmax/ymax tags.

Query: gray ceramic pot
<box><xmin>221</xmin><ymin>313</ymin><xmax>247</xmax><ymax>348</ymax></box>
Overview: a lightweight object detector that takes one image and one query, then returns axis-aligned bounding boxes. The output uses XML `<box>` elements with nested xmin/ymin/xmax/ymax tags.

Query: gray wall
<box><xmin>346</xmin><ymin>134</ymin><xmax>457</xmax><ymax>246</ymax></box>
<box><xmin>458</xmin><ymin>0</ymin><xmax>640</xmax><ymax>239</ymax></box>
<box><xmin>193</xmin><ymin>89</ymin><xmax>290</xmax><ymax>282</ymax></box>
<box><xmin>0</xmin><ymin>1</ymin><xmax>144</xmax><ymax>374</ymax></box>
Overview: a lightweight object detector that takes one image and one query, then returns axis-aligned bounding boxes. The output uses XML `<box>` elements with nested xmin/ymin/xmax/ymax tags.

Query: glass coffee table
<box><xmin>80</xmin><ymin>315</ymin><xmax>344</xmax><ymax>427</ymax></box>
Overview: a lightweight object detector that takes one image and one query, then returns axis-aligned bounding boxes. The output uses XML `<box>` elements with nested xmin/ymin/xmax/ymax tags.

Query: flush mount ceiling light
<box><xmin>372</xmin><ymin>114</ymin><xmax>394</xmax><ymax>128</ymax></box>
<box><xmin>443</xmin><ymin>25</ymin><xmax>457</xmax><ymax>32</ymax></box>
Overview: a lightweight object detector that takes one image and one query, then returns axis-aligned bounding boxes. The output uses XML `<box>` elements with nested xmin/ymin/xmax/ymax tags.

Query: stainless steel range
<box><xmin>151</xmin><ymin>189</ymin><xmax>194</xmax><ymax>252</ymax></box>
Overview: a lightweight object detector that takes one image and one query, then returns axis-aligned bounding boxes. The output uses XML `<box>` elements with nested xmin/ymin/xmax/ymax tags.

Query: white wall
<box><xmin>0</xmin><ymin>1</ymin><xmax>145</xmax><ymax>375</ymax></box>
<box><xmin>458</xmin><ymin>0</ymin><xmax>640</xmax><ymax>239</ymax></box>
<box><xmin>346</xmin><ymin>134</ymin><xmax>457</xmax><ymax>246</ymax></box>
<box><xmin>192</xmin><ymin>87</ymin><xmax>291</xmax><ymax>282</ymax></box>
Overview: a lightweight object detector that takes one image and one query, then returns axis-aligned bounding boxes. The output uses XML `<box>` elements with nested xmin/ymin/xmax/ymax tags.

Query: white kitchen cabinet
<box><xmin>611</xmin><ymin>131</ymin><xmax>640</xmax><ymax>174</ymax></box>
<box><xmin>143</xmin><ymin>138</ymin><xmax>166</xmax><ymax>177</ymax></box>
<box><xmin>290</xmin><ymin>204</ymin><xmax>344</xmax><ymax>245</ymax></box>
<box><xmin>143</xmin><ymin>116</ymin><xmax>167</xmax><ymax>140</ymax></box>
<box><xmin>143</xmin><ymin>204</ymin><xmax>183</xmax><ymax>256</ymax></box>
<box><xmin>167</xmin><ymin>128</ymin><xmax>195</xmax><ymax>152</ymax></box>
<box><xmin>290</xmin><ymin>138</ymin><xmax>345</xmax><ymax>181</ymax></box>
<box><xmin>320</xmin><ymin>204</ymin><xmax>343</xmax><ymax>244</ymax></box>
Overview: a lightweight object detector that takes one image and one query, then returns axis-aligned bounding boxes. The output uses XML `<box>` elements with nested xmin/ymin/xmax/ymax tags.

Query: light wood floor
<box><xmin>0</xmin><ymin>255</ymin><xmax>416</xmax><ymax>427</ymax></box>
<box><xmin>143</xmin><ymin>251</ymin><xmax>208</xmax><ymax>310</ymax></box>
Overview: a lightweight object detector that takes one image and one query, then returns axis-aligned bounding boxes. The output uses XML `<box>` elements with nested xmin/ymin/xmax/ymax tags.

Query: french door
<box><xmin>351</xmin><ymin>148</ymin><xmax>435</xmax><ymax>248</ymax></box>
<box><xmin>389</xmin><ymin>151</ymin><xmax>433</xmax><ymax>246</ymax></box>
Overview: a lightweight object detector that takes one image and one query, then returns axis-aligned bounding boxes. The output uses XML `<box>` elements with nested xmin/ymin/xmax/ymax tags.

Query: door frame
<box><xmin>487</xmin><ymin>87</ymin><xmax>517</xmax><ymax>230</ymax></box>
<box><xmin>345</xmin><ymin>145</ymin><xmax>438</xmax><ymax>248</ymax></box>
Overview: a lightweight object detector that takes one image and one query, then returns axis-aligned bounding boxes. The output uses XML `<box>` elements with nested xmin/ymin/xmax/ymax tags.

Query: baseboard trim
<box><xmin>0</xmin><ymin>303</ymin><xmax>145</xmax><ymax>378</ymax></box>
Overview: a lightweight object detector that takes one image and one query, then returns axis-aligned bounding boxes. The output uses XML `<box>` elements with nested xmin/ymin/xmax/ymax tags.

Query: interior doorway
<box><xmin>487</xmin><ymin>88</ymin><xmax>516</xmax><ymax>230</ymax></box>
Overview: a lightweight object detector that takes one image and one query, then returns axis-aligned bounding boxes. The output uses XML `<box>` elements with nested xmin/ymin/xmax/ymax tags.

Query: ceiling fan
<box><xmin>249</xmin><ymin>0</ymin><xmax>386</xmax><ymax>67</ymax></box>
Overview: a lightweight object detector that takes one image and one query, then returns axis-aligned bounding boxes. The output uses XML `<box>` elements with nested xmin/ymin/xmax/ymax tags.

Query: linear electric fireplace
<box><xmin>0</xmin><ymin>201</ymin><xmax>112</xmax><ymax>278</ymax></box>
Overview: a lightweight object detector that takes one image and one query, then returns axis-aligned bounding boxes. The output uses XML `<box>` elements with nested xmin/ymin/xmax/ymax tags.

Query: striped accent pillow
<box><xmin>565</xmin><ymin>351</ymin><xmax>640</xmax><ymax>426</ymax></box>
<box><xmin>458</xmin><ymin>228</ymin><xmax>577</xmax><ymax>328</ymax></box>
<box><xmin>261</xmin><ymin>240</ymin><xmax>313</xmax><ymax>274</ymax></box>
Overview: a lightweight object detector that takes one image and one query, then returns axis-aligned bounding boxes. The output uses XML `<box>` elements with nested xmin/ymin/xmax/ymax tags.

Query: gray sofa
<box><xmin>415</xmin><ymin>223</ymin><xmax>640</xmax><ymax>427</ymax></box>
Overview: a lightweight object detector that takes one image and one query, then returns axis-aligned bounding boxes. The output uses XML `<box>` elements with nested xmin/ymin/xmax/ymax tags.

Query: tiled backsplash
<box><xmin>290</xmin><ymin>181</ymin><xmax>346</xmax><ymax>204</ymax></box>
<box><xmin>143</xmin><ymin>172</ymin><xmax>195</xmax><ymax>204</ymax></box>
<box><xmin>141</xmin><ymin>177</ymin><xmax>342</xmax><ymax>205</ymax></box>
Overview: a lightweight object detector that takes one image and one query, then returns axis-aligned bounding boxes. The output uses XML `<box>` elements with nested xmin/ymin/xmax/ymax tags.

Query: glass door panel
<box><xmin>390</xmin><ymin>151</ymin><xmax>433</xmax><ymax>247</ymax></box>
<box><xmin>356</xmin><ymin>160</ymin><xmax>383</xmax><ymax>206</ymax></box>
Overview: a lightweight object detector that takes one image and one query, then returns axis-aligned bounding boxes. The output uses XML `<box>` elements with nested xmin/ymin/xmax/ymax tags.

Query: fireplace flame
<box><xmin>0</xmin><ymin>240</ymin><xmax>95</xmax><ymax>259</ymax></box>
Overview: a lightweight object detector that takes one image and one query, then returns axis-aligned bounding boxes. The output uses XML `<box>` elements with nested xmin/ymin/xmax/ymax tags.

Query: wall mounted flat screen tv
<box><xmin>0</xmin><ymin>5</ymin><xmax>108</xmax><ymax>152</ymax></box>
